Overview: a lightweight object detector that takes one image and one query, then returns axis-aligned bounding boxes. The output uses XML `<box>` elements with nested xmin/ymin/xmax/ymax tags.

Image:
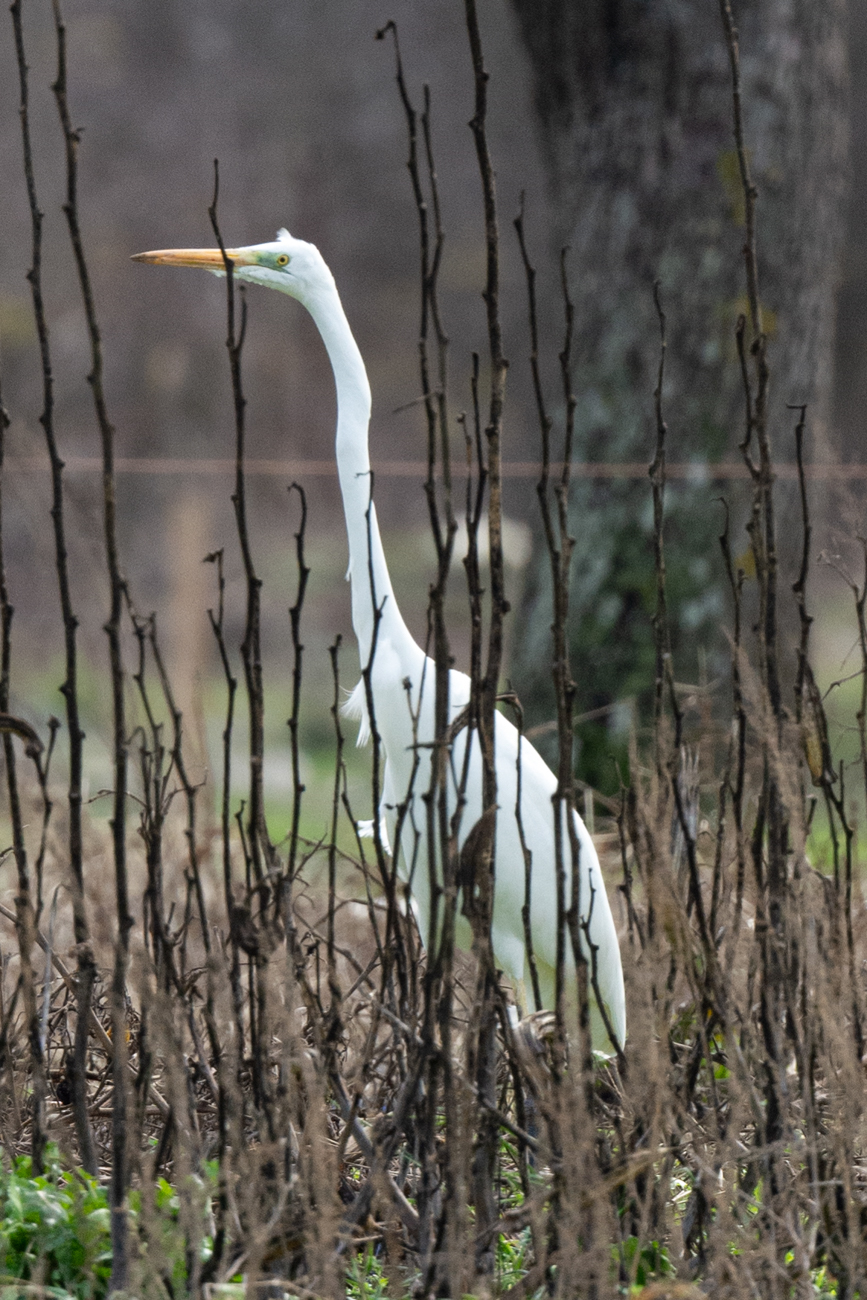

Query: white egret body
<box><xmin>134</xmin><ymin>230</ymin><xmax>626</xmax><ymax>1051</ymax></box>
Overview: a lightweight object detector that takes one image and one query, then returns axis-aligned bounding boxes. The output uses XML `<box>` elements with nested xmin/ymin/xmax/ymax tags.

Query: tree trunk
<box><xmin>509</xmin><ymin>0</ymin><xmax>848</xmax><ymax>790</ymax></box>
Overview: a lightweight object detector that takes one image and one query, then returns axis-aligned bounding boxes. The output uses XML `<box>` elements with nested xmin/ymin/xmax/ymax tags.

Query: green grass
<box><xmin>0</xmin><ymin>1148</ymin><xmax>220</xmax><ymax>1300</ymax></box>
<box><xmin>0</xmin><ymin>1150</ymin><xmax>111</xmax><ymax>1300</ymax></box>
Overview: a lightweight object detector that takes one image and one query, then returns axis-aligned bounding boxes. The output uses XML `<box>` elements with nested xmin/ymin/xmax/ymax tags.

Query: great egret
<box><xmin>134</xmin><ymin>230</ymin><xmax>626</xmax><ymax>1051</ymax></box>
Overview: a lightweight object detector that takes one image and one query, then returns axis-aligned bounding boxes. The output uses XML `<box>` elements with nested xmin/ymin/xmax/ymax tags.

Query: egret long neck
<box><xmin>305</xmin><ymin>282</ymin><xmax>412</xmax><ymax>663</ymax></box>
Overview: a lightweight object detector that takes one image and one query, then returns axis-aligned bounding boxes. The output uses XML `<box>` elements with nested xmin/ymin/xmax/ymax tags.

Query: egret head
<box><xmin>132</xmin><ymin>228</ymin><xmax>333</xmax><ymax>308</ymax></box>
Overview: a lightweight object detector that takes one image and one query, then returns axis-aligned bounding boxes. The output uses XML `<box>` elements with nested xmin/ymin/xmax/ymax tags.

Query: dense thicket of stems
<box><xmin>0</xmin><ymin>3</ymin><xmax>865</xmax><ymax>1298</ymax></box>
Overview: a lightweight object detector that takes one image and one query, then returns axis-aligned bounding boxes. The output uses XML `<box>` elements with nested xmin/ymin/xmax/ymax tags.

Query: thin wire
<box><xmin>0</xmin><ymin>456</ymin><xmax>855</xmax><ymax>480</ymax></box>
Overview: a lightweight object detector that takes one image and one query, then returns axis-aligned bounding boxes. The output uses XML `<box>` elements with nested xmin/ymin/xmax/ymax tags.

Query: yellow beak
<box><xmin>131</xmin><ymin>247</ymin><xmax>255</xmax><ymax>268</ymax></box>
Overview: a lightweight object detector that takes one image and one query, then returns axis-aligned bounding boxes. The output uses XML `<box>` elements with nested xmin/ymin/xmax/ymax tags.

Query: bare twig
<box><xmin>50</xmin><ymin>3</ymin><xmax>132</xmax><ymax>1255</ymax></box>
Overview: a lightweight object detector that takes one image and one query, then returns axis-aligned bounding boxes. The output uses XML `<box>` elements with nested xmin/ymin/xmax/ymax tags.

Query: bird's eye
<box><xmin>276</xmin><ymin>254</ymin><xmax>289</xmax><ymax>267</ymax></box>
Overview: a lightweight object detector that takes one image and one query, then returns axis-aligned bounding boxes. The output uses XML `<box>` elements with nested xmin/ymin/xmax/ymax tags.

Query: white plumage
<box><xmin>134</xmin><ymin>228</ymin><xmax>626</xmax><ymax>1052</ymax></box>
